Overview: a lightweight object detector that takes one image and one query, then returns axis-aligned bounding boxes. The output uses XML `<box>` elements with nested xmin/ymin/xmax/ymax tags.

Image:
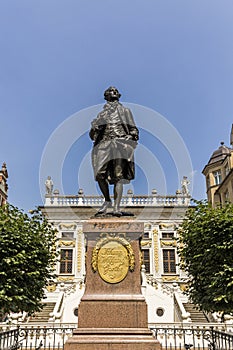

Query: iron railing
<box><xmin>0</xmin><ymin>325</ymin><xmax>233</xmax><ymax>350</ymax></box>
<box><xmin>152</xmin><ymin>326</ymin><xmax>233</xmax><ymax>350</ymax></box>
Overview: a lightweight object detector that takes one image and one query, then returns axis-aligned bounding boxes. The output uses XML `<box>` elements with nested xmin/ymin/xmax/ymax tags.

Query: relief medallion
<box><xmin>91</xmin><ymin>233</ymin><xmax>135</xmax><ymax>284</ymax></box>
<box><xmin>98</xmin><ymin>241</ymin><xmax>129</xmax><ymax>283</ymax></box>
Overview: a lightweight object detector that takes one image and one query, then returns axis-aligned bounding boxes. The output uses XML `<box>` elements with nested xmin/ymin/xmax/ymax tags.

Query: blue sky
<box><xmin>1</xmin><ymin>0</ymin><xmax>233</xmax><ymax>211</ymax></box>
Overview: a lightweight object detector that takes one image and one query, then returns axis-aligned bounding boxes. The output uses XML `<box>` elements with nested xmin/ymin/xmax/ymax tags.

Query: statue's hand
<box><xmin>125</xmin><ymin>135</ymin><xmax>133</xmax><ymax>141</ymax></box>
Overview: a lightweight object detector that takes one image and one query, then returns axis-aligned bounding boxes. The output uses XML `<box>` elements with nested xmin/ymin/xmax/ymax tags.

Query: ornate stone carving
<box><xmin>46</xmin><ymin>284</ymin><xmax>56</xmax><ymax>292</ymax></box>
<box><xmin>58</xmin><ymin>240</ymin><xmax>75</xmax><ymax>247</ymax></box>
<box><xmin>144</xmin><ymin>223</ymin><xmax>152</xmax><ymax>230</ymax></box>
<box><xmin>153</xmin><ymin>229</ymin><xmax>159</xmax><ymax>272</ymax></box>
<box><xmin>57</xmin><ymin>277</ymin><xmax>74</xmax><ymax>282</ymax></box>
<box><xmin>160</xmin><ymin>240</ymin><xmax>177</xmax><ymax>247</ymax></box>
<box><xmin>141</xmin><ymin>241</ymin><xmax>152</xmax><ymax>247</ymax></box>
<box><xmin>59</xmin><ymin>223</ymin><xmax>77</xmax><ymax>230</ymax></box>
<box><xmin>91</xmin><ymin>233</ymin><xmax>135</xmax><ymax>283</ymax></box>
<box><xmin>162</xmin><ymin>275</ymin><xmax>179</xmax><ymax>282</ymax></box>
<box><xmin>77</xmin><ymin>229</ymin><xmax>82</xmax><ymax>272</ymax></box>
<box><xmin>159</xmin><ymin>223</ymin><xmax>174</xmax><ymax>229</ymax></box>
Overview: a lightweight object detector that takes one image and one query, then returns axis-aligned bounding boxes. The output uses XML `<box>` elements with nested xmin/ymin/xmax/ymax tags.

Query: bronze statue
<box><xmin>89</xmin><ymin>87</ymin><xmax>139</xmax><ymax>216</ymax></box>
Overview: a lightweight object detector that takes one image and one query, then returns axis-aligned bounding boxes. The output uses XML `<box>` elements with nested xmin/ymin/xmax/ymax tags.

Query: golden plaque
<box><xmin>98</xmin><ymin>241</ymin><xmax>129</xmax><ymax>283</ymax></box>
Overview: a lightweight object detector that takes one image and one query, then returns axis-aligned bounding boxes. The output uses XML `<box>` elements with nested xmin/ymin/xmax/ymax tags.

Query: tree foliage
<box><xmin>178</xmin><ymin>200</ymin><xmax>233</xmax><ymax>316</ymax></box>
<box><xmin>0</xmin><ymin>204</ymin><xmax>57</xmax><ymax>314</ymax></box>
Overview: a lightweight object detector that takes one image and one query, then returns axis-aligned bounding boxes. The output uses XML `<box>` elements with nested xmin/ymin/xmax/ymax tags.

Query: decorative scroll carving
<box><xmin>46</xmin><ymin>284</ymin><xmax>56</xmax><ymax>292</ymax></box>
<box><xmin>57</xmin><ymin>277</ymin><xmax>74</xmax><ymax>282</ymax></box>
<box><xmin>162</xmin><ymin>275</ymin><xmax>179</xmax><ymax>282</ymax></box>
<box><xmin>77</xmin><ymin>229</ymin><xmax>82</xmax><ymax>272</ymax></box>
<box><xmin>58</xmin><ymin>240</ymin><xmax>75</xmax><ymax>247</ymax></box>
<box><xmin>160</xmin><ymin>240</ymin><xmax>177</xmax><ymax>247</ymax></box>
<box><xmin>59</xmin><ymin>223</ymin><xmax>77</xmax><ymax>230</ymax></box>
<box><xmin>141</xmin><ymin>241</ymin><xmax>152</xmax><ymax>247</ymax></box>
<box><xmin>144</xmin><ymin>223</ymin><xmax>152</xmax><ymax>230</ymax></box>
<box><xmin>153</xmin><ymin>229</ymin><xmax>159</xmax><ymax>273</ymax></box>
<box><xmin>159</xmin><ymin>223</ymin><xmax>174</xmax><ymax>229</ymax></box>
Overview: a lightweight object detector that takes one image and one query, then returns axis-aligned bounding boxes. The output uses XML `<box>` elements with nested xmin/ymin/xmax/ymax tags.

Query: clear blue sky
<box><xmin>1</xmin><ymin>0</ymin><xmax>233</xmax><ymax>211</ymax></box>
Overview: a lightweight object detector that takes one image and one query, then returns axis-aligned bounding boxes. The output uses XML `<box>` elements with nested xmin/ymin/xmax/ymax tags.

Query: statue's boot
<box><xmin>113</xmin><ymin>204</ymin><xmax>122</xmax><ymax>217</ymax></box>
<box><xmin>96</xmin><ymin>201</ymin><xmax>112</xmax><ymax>215</ymax></box>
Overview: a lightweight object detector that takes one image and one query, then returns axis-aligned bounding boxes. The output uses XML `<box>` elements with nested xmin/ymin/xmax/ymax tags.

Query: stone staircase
<box><xmin>28</xmin><ymin>302</ymin><xmax>56</xmax><ymax>323</ymax></box>
<box><xmin>183</xmin><ymin>303</ymin><xmax>209</xmax><ymax>323</ymax></box>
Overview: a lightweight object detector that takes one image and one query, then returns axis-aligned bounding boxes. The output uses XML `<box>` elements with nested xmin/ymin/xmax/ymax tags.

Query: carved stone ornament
<box><xmin>91</xmin><ymin>233</ymin><xmax>135</xmax><ymax>284</ymax></box>
<box><xmin>162</xmin><ymin>275</ymin><xmax>179</xmax><ymax>282</ymax></box>
<box><xmin>160</xmin><ymin>240</ymin><xmax>177</xmax><ymax>247</ymax></box>
<box><xmin>57</xmin><ymin>276</ymin><xmax>74</xmax><ymax>282</ymax></box>
<box><xmin>159</xmin><ymin>223</ymin><xmax>174</xmax><ymax>229</ymax></box>
<box><xmin>46</xmin><ymin>284</ymin><xmax>56</xmax><ymax>292</ymax></box>
<box><xmin>59</xmin><ymin>223</ymin><xmax>77</xmax><ymax>230</ymax></box>
<box><xmin>58</xmin><ymin>240</ymin><xmax>75</xmax><ymax>247</ymax></box>
<box><xmin>141</xmin><ymin>241</ymin><xmax>152</xmax><ymax>247</ymax></box>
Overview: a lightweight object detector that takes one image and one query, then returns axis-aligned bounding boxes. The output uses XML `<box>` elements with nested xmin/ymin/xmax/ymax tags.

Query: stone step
<box><xmin>28</xmin><ymin>302</ymin><xmax>56</xmax><ymax>323</ymax></box>
<box><xmin>183</xmin><ymin>303</ymin><xmax>208</xmax><ymax>323</ymax></box>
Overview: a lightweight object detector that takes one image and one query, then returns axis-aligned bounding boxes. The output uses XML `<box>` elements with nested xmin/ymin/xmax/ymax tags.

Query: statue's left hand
<box><xmin>125</xmin><ymin>135</ymin><xmax>133</xmax><ymax>140</ymax></box>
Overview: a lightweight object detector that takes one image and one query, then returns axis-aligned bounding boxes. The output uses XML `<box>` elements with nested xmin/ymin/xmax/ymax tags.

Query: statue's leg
<box><xmin>96</xmin><ymin>178</ymin><xmax>112</xmax><ymax>215</ymax></box>
<box><xmin>113</xmin><ymin>181</ymin><xmax>123</xmax><ymax>214</ymax></box>
<box><xmin>97</xmin><ymin>178</ymin><xmax>111</xmax><ymax>202</ymax></box>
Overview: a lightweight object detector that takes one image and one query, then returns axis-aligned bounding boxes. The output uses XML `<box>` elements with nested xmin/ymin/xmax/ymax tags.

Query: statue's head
<box><xmin>104</xmin><ymin>86</ymin><xmax>121</xmax><ymax>102</ymax></box>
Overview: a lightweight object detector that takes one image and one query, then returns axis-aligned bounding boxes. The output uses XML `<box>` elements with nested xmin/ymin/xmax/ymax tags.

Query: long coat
<box><xmin>89</xmin><ymin>103</ymin><xmax>139</xmax><ymax>184</ymax></box>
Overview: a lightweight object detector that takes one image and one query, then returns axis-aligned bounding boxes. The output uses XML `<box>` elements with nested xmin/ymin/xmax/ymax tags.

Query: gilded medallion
<box><xmin>97</xmin><ymin>240</ymin><xmax>129</xmax><ymax>283</ymax></box>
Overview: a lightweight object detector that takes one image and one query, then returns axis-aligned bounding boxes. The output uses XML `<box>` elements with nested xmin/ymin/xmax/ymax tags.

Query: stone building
<box><xmin>202</xmin><ymin>125</ymin><xmax>233</xmax><ymax>206</ymax></box>
<box><xmin>0</xmin><ymin>162</ymin><xmax>8</xmax><ymax>207</ymax></box>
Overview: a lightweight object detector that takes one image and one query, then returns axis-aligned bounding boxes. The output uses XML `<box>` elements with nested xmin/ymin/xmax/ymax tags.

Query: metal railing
<box><xmin>0</xmin><ymin>328</ymin><xmax>19</xmax><ymax>350</ymax></box>
<box><xmin>0</xmin><ymin>325</ymin><xmax>232</xmax><ymax>350</ymax></box>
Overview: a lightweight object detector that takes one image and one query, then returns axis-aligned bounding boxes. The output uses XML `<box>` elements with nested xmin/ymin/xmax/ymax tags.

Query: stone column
<box><xmin>65</xmin><ymin>218</ymin><xmax>161</xmax><ymax>350</ymax></box>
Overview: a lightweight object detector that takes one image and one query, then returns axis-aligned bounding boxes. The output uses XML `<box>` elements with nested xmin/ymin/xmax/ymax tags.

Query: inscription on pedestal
<box><xmin>98</xmin><ymin>241</ymin><xmax>129</xmax><ymax>283</ymax></box>
<box><xmin>92</xmin><ymin>233</ymin><xmax>135</xmax><ymax>284</ymax></box>
<box><xmin>84</xmin><ymin>221</ymin><xmax>144</xmax><ymax>233</ymax></box>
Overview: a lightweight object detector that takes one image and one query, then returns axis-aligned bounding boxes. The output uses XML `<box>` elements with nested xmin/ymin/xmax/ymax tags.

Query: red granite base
<box><xmin>78</xmin><ymin>299</ymin><xmax>148</xmax><ymax>328</ymax></box>
<box><xmin>65</xmin><ymin>328</ymin><xmax>161</xmax><ymax>350</ymax></box>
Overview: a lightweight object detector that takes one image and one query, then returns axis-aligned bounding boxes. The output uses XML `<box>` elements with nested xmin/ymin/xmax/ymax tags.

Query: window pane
<box><xmin>61</xmin><ymin>231</ymin><xmax>74</xmax><ymax>238</ymax></box>
<box><xmin>60</xmin><ymin>249</ymin><xmax>73</xmax><ymax>274</ymax></box>
<box><xmin>163</xmin><ymin>249</ymin><xmax>176</xmax><ymax>273</ymax></box>
<box><xmin>213</xmin><ymin>170</ymin><xmax>222</xmax><ymax>185</ymax></box>
<box><xmin>162</xmin><ymin>232</ymin><xmax>174</xmax><ymax>239</ymax></box>
<box><xmin>142</xmin><ymin>249</ymin><xmax>150</xmax><ymax>273</ymax></box>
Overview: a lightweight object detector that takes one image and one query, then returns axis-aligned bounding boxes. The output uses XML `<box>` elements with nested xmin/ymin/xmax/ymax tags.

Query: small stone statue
<box><xmin>181</xmin><ymin>176</ymin><xmax>190</xmax><ymax>195</ymax></box>
<box><xmin>45</xmin><ymin>176</ymin><xmax>54</xmax><ymax>195</ymax></box>
<box><xmin>89</xmin><ymin>87</ymin><xmax>139</xmax><ymax>216</ymax></box>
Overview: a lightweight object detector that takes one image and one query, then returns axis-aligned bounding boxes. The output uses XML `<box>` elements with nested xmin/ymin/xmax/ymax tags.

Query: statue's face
<box><xmin>105</xmin><ymin>87</ymin><xmax>120</xmax><ymax>101</ymax></box>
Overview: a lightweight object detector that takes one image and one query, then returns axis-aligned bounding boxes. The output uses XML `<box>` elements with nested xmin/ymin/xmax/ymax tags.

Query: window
<box><xmin>143</xmin><ymin>232</ymin><xmax>149</xmax><ymax>239</ymax></box>
<box><xmin>60</xmin><ymin>249</ymin><xmax>73</xmax><ymax>274</ymax></box>
<box><xmin>142</xmin><ymin>249</ymin><xmax>150</xmax><ymax>273</ymax></box>
<box><xmin>213</xmin><ymin>170</ymin><xmax>222</xmax><ymax>185</ymax></box>
<box><xmin>162</xmin><ymin>232</ymin><xmax>174</xmax><ymax>239</ymax></box>
<box><xmin>61</xmin><ymin>231</ymin><xmax>74</xmax><ymax>239</ymax></box>
<box><xmin>163</xmin><ymin>249</ymin><xmax>176</xmax><ymax>273</ymax></box>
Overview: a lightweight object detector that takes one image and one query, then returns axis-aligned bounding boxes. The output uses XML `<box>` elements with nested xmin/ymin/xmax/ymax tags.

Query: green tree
<box><xmin>178</xmin><ymin>201</ymin><xmax>233</xmax><ymax>317</ymax></box>
<box><xmin>0</xmin><ymin>204</ymin><xmax>57</xmax><ymax>315</ymax></box>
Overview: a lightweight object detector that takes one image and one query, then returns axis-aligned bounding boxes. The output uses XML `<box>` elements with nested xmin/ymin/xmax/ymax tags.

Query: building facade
<box><xmin>202</xmin><ymin>125</ymin><xmax>233</xmax><ymax>206</ymax></box>
<box><xmin>36</xmin><ymin>182</ymin><xmax>211</xmax><ymax>326</ymax></box>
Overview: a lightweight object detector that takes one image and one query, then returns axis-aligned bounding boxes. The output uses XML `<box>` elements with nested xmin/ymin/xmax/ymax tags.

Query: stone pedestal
<box><xmin>65</xmin><ymin>219</ymin><xmax>161</xmax><ymax>350</ymax></box>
